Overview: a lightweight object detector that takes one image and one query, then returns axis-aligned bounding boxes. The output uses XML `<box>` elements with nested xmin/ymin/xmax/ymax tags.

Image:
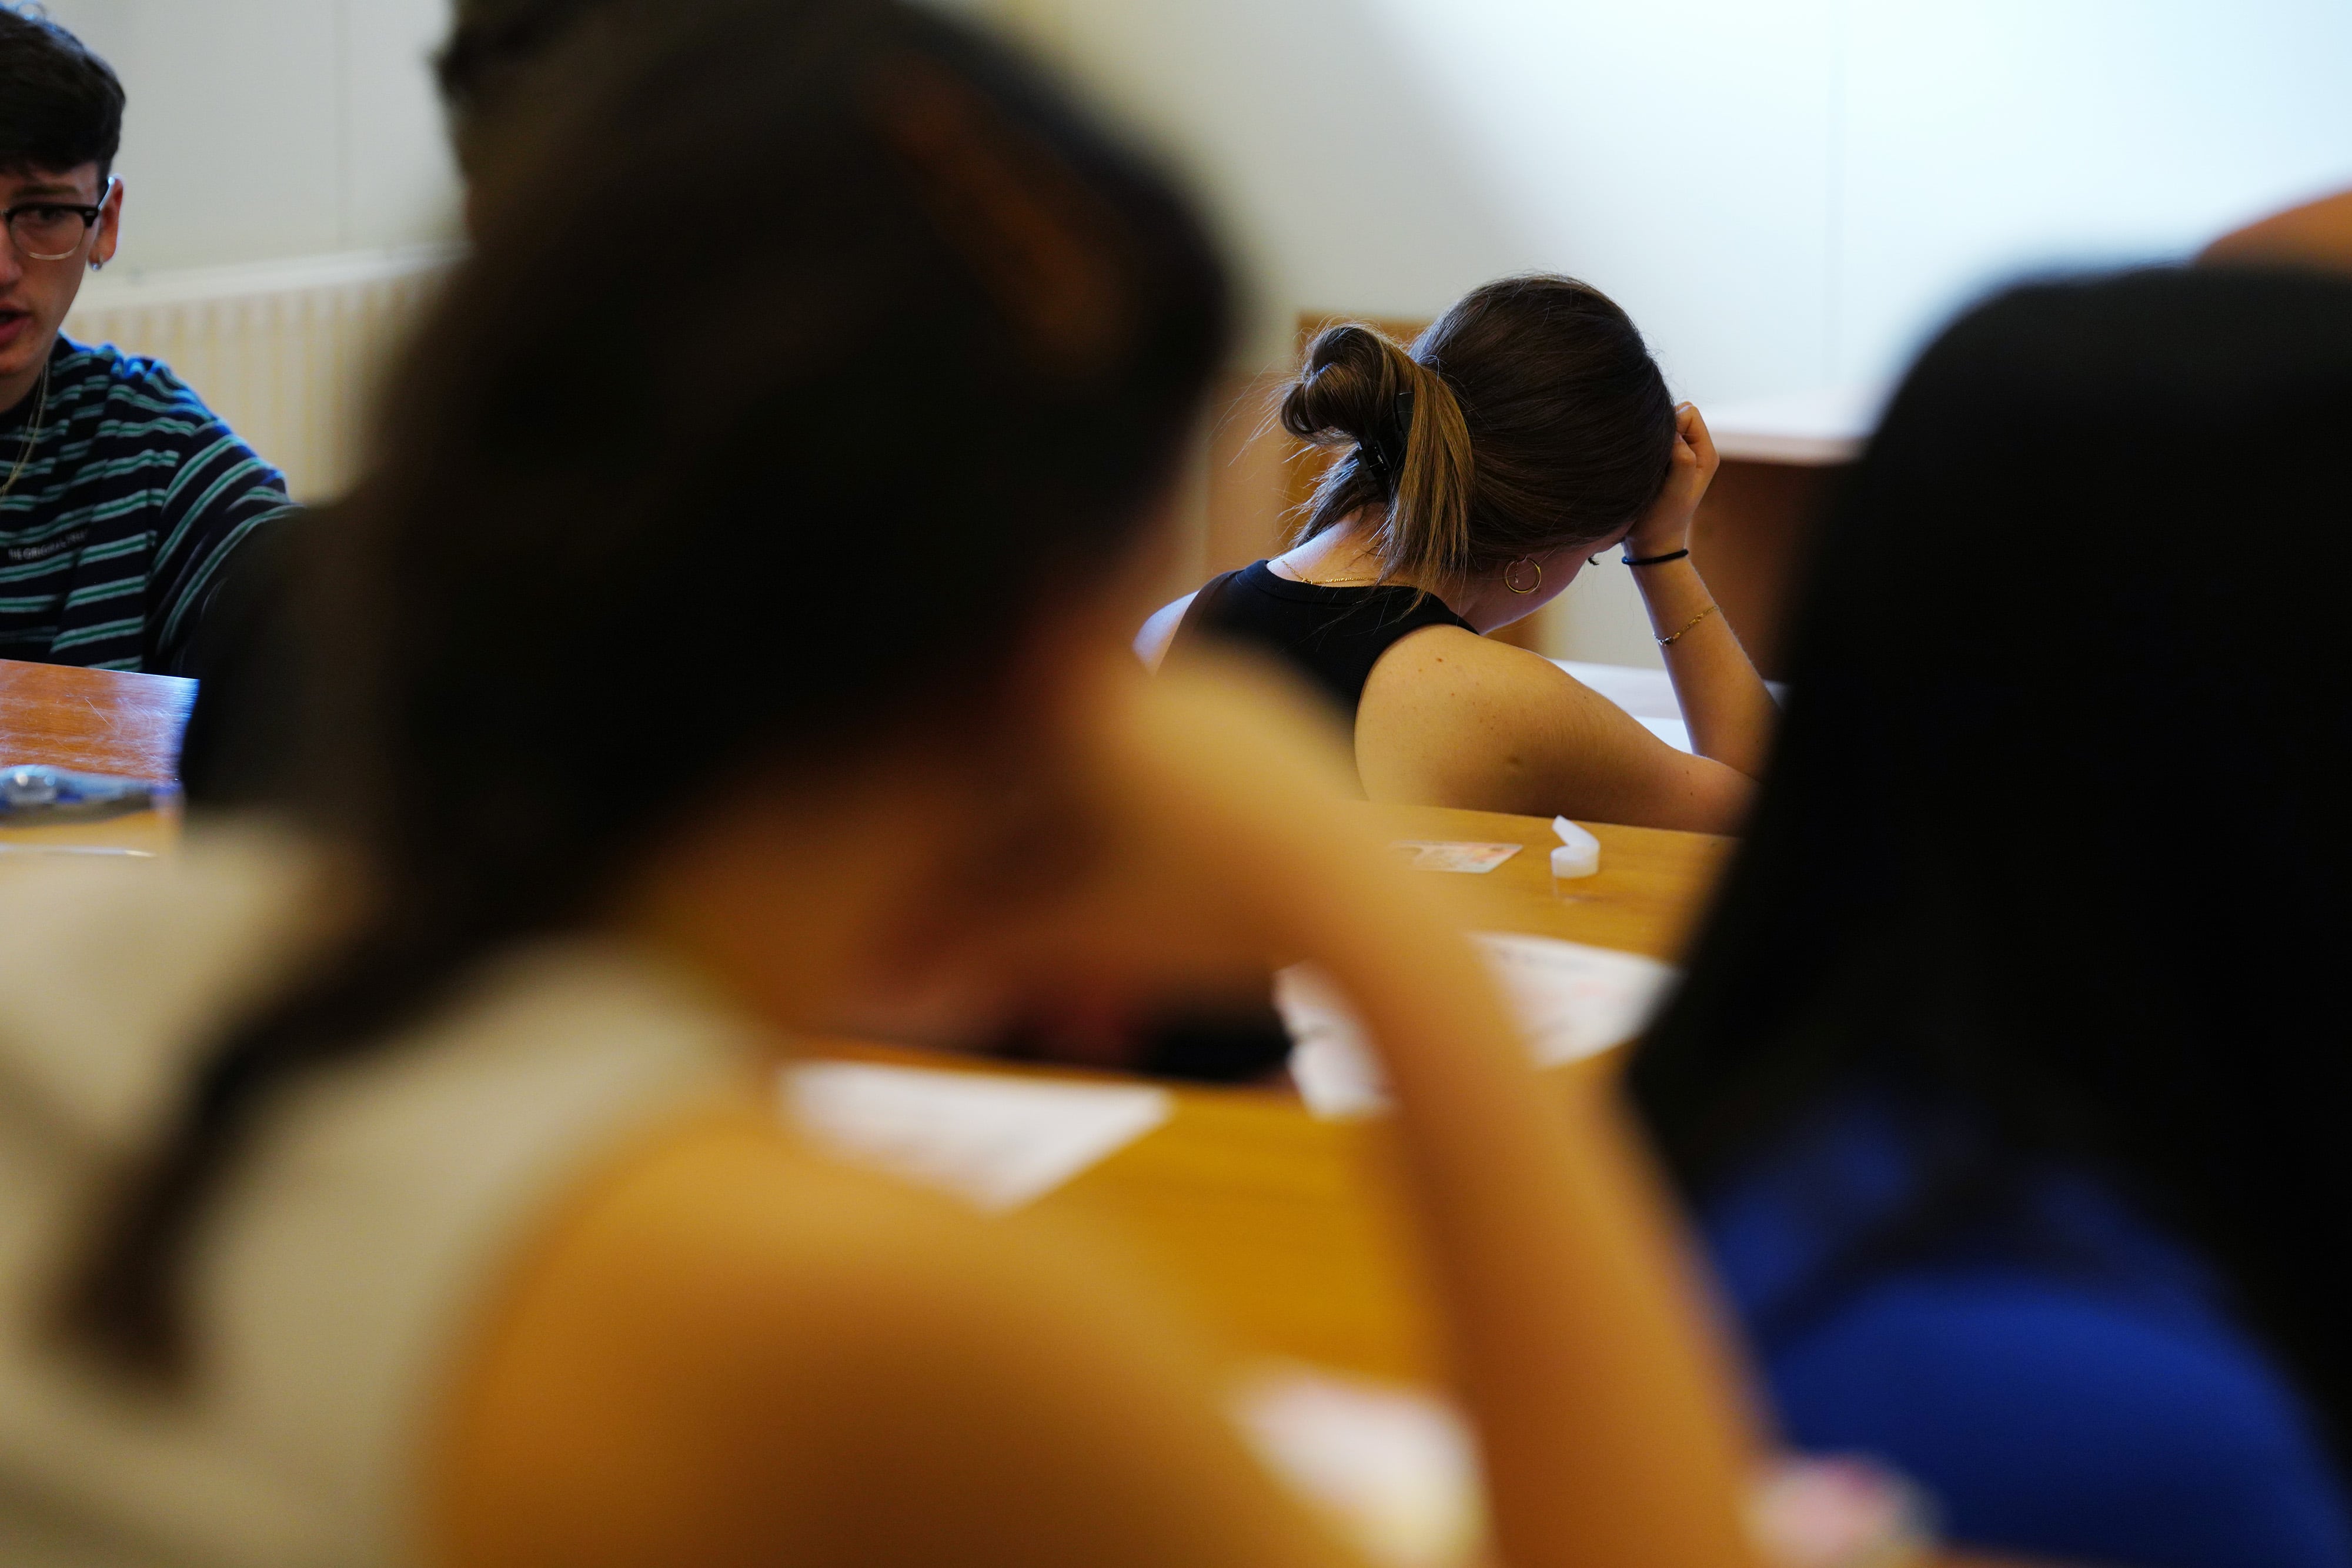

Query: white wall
<box><xmin>1007</xmin><ymin>0</ymin><xmax>2352</xmax><ymax>396</ymax></box>
<box><xmin>1832</xmin><ymin>1</ymin><xmax>2352</xmax><ymax>386</ymax></box>
<box><xmin>995</xmin><ymin>0</ymin><xmax>2352</xmax><ymax>661</ymax></box>
<box><xmin>43</xmin><ymin>0</ymin><xmax>2352</xmax><ymax>407</ymax></box>
<box><xmin>42</xmin><ymin>0</ymin><xmax>460</xmax><ymax>279</ymax></box>
<box><xmin>60</xmin><ymin>0</ymin><xmax>2352</xmax><ymax>383</ymax></box>
<box><xmin>43</xmin><ymin>0</ymin><xmax>2352</xmax><ymax>660</ymax></box>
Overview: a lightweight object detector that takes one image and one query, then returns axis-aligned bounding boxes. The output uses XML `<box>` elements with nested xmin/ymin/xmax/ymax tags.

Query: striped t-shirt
<box><xmin>0</xmin><ymin>336</ymin><xmax>294</xmax><ymax>673</ymax></box>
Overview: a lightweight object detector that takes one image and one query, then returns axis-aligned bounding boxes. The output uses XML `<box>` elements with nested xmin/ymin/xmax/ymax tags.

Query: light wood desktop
<box><xmin>844</xmin><ymin>805</ymin><xmax>1732</xmax><ymax>1385</ymax></box>
<box><xmin>1</xmin><ymin>659</ymin><xmax>1734</xmax><ymax>1385</ymax></box>
<box><xmin>0</xmin><ymin>668</ymin><xmax>2040</xmax><ymax>1563</ymax></box>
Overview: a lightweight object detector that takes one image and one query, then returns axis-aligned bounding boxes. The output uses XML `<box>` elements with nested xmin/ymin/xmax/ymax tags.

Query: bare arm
<box><xmin>1357</xmin><ymin>627</ymin><xmax>1755</xmax><ymax>833</ymax></box>
<box><xmin>1352</xmin><ymin>407</ymin><xmax>1773</xmax><ymax>834</ymax></box>
<box><xmin>436</xmin><ymin>1116</ymin><xmax>1365</xmax><ymax>1568</ymax></box>
<box><xmin>435</xmin><ymin>667</ymin><xmax>1764</xmax><ymax>1568</ymax></box>
<box><xmin>1625</xmin><ymin>406</ymin><xmax>1776</xmax><ymax>778</ymax></box>
<box><xmin>978</xmin><ymin>666</ymin><xmax>1766</xmax><ymax>1568</ymax></box>
<box><xmin>1256</xmin><ymin>825</ymin><xmax>1766</xmax><ymax>1568</ymax></box>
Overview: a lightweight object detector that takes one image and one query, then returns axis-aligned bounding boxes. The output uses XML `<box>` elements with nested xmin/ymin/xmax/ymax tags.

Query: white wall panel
<box><xmin>1361</xmin><ymin>0</ymin><xmax>1838</xmax><ymax>406</ymax></box>
<box><xmin>1833</xmin><ymin>0</ymin><xmax>2352</xmax><ymax>386</ymax></box>
<box><xmin>41</xmin><ymin>0</ymin><xmax>458</xmax><ymax>276</ymax></box>
<box><xmin>47</xmin><ymin>1</ymin><xmax>345</xmax><ymax>269</ymax></box>
<box><xmin>342</xmin><ymin>0</ymin><xmax>465</xmax><ymax>251</ymax></box>
<box><xmin>1040</xmin><ymin>0</ymin><xmax>1535</xmax><ymax>362</ymax></box>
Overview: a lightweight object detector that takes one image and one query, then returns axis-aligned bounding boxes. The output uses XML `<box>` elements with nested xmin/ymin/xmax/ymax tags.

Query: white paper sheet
<box><xmin>781</xmin><ymin>1061</ymin><xmax>1172</xmax><ymax>1212</ymax></box>
<box><xmin>1232</xmin><ymin>1363</ymin><xmax>1486</xmax><ymax>1568</ymax></box>
<box><xmin>1279</xmin><ymin>931</ymin><xmax>1677</xmax><ymax>1118</ymax></box>
<box><xmin>1636</xmin><ymin>714</ymin><xmax>1693</xmax><ymax>753</ymax></box>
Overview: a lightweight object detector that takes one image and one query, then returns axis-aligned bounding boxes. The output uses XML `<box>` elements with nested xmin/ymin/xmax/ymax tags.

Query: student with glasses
<box><xmin>0</xmin><ymin>8</ymin><xmax>295</xmax><ymax>676</ymax></box>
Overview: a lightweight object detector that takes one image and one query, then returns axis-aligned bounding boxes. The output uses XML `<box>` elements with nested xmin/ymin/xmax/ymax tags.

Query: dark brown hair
<box><xmin>1631</xmin><ymin>267</ymin><xmax>2352</xmax><ymax>1459</ymax></box>
<box><xmin>0</xmin><ymin>5</ymin><xmax>125</xmax><ymax>181</ymax></box>
<box><xmin>1281</xmin><ymin>275</ymin><xmax>1676</xmax><ymax>589</ymax></box>
<box><xmin>434</xmin><ymin>0</ymin><xmax>633</xmax><ymax>178</ymax></box>
<box><xmin>65</xmin><ymin>0</ymin><xmax>1228</xmax><ymax>1378</ymax></box>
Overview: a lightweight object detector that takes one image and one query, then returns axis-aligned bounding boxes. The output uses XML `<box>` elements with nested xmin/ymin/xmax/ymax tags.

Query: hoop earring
<box><xmin>1502</xmin><ymin>557</ymin><xmax>1542</xmax><ymax>595</ymax></box>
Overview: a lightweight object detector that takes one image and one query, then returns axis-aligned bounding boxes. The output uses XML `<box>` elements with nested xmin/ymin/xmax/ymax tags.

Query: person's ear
<box><xmin>91</xmin><ymin>176</ymin><xmax>123</xmax><ymax>270</ymax></box>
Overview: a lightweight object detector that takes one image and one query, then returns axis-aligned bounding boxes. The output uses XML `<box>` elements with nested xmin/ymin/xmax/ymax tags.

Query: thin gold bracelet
<box><xmin>1657</xmin><ymin>601</ymin><xmax>1718</xmax><ymax>647</ymax></box>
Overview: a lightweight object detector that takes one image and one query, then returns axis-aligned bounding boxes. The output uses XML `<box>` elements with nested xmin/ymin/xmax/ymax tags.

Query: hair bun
<box><xmin>1280</xmin><ymin>322</ymin><xmax>1414</xmax><ymax>449</ymax></box>
<box><xmin>1278</xmin><ymin>320</ymin><xmax>1475</xmax><ymax>584</ymax></box>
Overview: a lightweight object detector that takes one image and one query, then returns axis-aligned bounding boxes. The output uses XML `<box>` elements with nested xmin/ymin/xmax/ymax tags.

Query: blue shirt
<box><xmin>1701</xmin><ymin>1086</ymin><xmax>2352</xmax><ymax>1568</ymax></box>
<box><xmin>1</xmin><ymin>336</ymin><xmax>293</xmax><ymax>672</ymax></box>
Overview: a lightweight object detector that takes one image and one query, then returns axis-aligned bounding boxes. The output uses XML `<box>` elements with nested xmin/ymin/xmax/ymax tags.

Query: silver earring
<box><xmin>1502</xmin><ymin>557</ymin><xmax>1542</xmax><ymax>594</ymax></box>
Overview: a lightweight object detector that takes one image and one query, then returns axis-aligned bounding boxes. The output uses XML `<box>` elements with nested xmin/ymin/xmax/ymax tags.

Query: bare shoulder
<box><xmin>1359</xmin><ymin>625</ymin><xmax>1623</xmax><ymax>730</ymax></box>
<box><xmin>434</xmin><ymin>1108</ymin><xmax>1053</xmax><ymax>1560</ymax></box>
<box><xmin>435</xmin><ymin>1104</ymin><xmax>1328</xmax><ymax>1568</ymax></box>
<box><xmin>1135</xmin><ymin>592</ymin><xmax>1197</xmax><ymax>670</ymax></box>
<box><xmin>1355</xmin><ymin>628</ymin><xmax>1710</xmax><ymax>824</ymax></box>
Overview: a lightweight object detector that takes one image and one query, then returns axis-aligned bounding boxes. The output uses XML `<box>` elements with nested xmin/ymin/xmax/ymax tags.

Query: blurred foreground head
<box><xmin>338</xmin><ymin>0</ymin><xmax>1225</xmax><ymax>910</ymax></box>
<box><xmin>436</xmin><ymin>0</ymin><xmax>630</xmax><ymax>180</ymax></box>
<box><xmin>1633</xmin><ymin>267</ymin><xmax>2352</xmax><ymax>1435</ymax></box>
<box><xmin>76</xmin><ymin>0</ymin><xmax>1227</xmax><ymax>1370</ymax></box>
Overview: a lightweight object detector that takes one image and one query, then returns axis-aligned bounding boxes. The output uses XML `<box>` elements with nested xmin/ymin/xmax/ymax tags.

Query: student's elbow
<box><xmin>1657</xmin><ymin>763</ymin><xmax>1755</xmax><ymax>835</ymax></box>
<box><xmin>1592</xmin><ymin>754</ymin><xmax>1754</xmax><ymax>834</ymax></box>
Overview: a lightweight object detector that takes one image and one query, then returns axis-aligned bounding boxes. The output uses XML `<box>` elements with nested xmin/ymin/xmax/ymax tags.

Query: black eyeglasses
<box><xmin>4</xmin><ymin>176</ymin><xmax>116</xmax><ymax>263</ymax></box>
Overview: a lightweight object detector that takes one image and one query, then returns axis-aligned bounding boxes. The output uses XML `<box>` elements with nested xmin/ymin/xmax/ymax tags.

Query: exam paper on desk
<box><xmin>783</xmin><ymin>1061</ymin><xmax>1172</xmax><ymax>1211</ymax></box>
<box><xmin>1233</xmin><ymin>1364</ymin><xmax>1484</xmax><ymax>1568</ymax></box>
<box><xmin>1279</xmin><ymin>932</ymin><xmax>1677</xmax><ymax>1118</ymax></box>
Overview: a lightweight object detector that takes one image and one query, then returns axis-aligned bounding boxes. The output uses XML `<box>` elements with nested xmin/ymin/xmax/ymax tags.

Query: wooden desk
<box><xmin>0</xmin><ymin>657</ymin><xmax>194</xmax><ymax>781</ymax></box>
<box><xmin>1010</xmin><ymin>805</ymin><xmax>1732</xmax><ymax>1383</ymax></box>
<box><xmin>0</xmin><ymin>658</ymin><xmax>191</xmax><ymax>861</ymax></box>
<box><xmin>0</xmin><ymin>656</ymin><xmax>1734</xmax><ymax>1385</ymax></box>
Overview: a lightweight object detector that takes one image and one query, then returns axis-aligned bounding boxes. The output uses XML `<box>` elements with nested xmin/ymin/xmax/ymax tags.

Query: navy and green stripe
<box><xmin>0</xmin><ymin>336</ymin><xmax>293</xmax><ymax>673</ymax></box>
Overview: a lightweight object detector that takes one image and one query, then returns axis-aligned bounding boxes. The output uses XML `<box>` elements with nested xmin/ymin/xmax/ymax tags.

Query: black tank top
<box><xmin>1167</xmin><ymin>560</ymin><xmax>1475</xmax><ymax>720</ymax></box>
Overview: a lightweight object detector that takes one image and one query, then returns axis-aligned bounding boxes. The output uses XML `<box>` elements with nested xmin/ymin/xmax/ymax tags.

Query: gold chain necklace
<box><xmin>1273</xmin><ymin>555</ymin><xmax>1384</xmax><ymax>589</ymax></box>
<box><xmin>1</xmin><ymin>363</ymin><xmax>54</xmax><ymax>502</ymax></box>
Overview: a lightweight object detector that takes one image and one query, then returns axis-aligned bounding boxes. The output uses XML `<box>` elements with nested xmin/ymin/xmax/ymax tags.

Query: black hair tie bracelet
<box><xmin>1621</xmin><ymin>547</ymin><xmax>1690</xmax><ymax>567</ymax></box>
